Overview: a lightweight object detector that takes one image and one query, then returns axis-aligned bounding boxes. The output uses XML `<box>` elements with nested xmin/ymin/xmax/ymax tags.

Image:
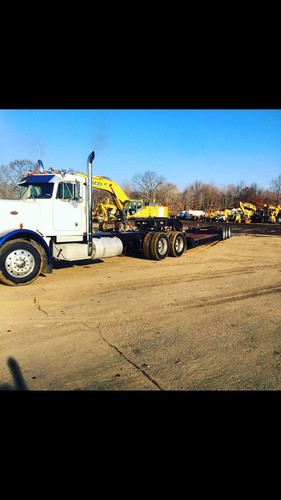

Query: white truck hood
<box><xmin>0</xmin><ymin>199</ymin><xmax>42</xmax><ymax>232</ymax></box>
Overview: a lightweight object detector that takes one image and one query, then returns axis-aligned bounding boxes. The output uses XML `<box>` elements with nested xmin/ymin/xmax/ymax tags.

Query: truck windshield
<box><xmin>18</xmin><ymin>183</ymin><xmax>54</xmax><ymax>200</ymax></box>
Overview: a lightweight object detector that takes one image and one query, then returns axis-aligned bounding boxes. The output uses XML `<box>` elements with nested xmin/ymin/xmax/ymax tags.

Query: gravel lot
<box><xmin>1</xmin><ymin>232</ymin><xmax>281</xmax><ymax>391</ymax></box>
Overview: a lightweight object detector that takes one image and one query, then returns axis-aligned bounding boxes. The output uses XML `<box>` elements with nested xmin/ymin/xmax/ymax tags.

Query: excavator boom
<box><xmin>77</xmin><ymin>172</ymin><xmax>130</xmax><ymax>214</ymax></box>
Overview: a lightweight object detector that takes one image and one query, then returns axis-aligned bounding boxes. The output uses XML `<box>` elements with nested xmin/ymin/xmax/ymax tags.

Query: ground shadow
<box><xmin>0</xmin><ymin>357</ymin><xmax>29</xmax><ymax>391</ymax></box>
<box><xmin>51</xmin><ymin>258</ymin><xmax>104</xmax><ymax>270</ymax></box>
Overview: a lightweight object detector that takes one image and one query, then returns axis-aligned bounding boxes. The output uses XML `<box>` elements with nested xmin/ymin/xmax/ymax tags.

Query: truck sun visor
<box><xmin>18</xmin><ymin>175</ymin><xmax>56</xmax><ymax>185</ymax></box>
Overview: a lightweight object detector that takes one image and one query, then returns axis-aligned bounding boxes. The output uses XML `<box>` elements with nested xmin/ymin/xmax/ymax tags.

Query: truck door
<box><xmin>53</xmin><ymin>181</ymin><xmax>83</xmax><ymax>231</ymax></box>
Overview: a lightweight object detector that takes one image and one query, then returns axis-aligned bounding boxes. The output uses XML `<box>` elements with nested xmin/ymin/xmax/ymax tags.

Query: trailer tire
<box><xmin>223</xmin><ymin>226</ymin><xmax>230</xmax><ymax>239</ymax></box>
<box><xmin>142</xmin><ymin>232</ymin><xmax>154</xmax><ymax>259</ymax></box>
<box><xmin>149</xmin><ymin>232</ymin><xmax>170</xmax><ymax>260</ymax></box>
<box><xmin>0</xmin><ymin>239</ymin><xmax>43</xmax><ymax>286</ymax></box>
<box><xmin>168</xmin><ymin>231</ymin><xmax>186</xmax><ymax>257</ymax></box>
<box><xmin>219</xmin><ymin>226</ymin><xmax>227</xmax><ymax>240</ymax></box>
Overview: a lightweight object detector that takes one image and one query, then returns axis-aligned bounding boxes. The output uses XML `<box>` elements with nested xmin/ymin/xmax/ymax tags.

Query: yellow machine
<box><xmin>226</xmin><ymin>208</ymin><xmax>243</xmax><ymax>223</ymax></box>
<box><xmin>274</xmin><ymin>205</ymin><xmax>281</xmax><ymax>222</ymax></box>
<box><xmin>92</xmin><ymin>199</ymin><xmax>118</xmax><ymax>222</ymax></box>
<box><xmin>125</xmin><ymin>199</ymin><xmax>168</xmax><ymax>218</ymax></box>
<box><xmin>240</xmin><ymin>202</ymin><xmax>281</xmax><ymax>224</ymax></box>
<box><xmin>212</xmin><ymin>209</ymin><xmax>234</xmax><ymax>222</ymax></box>
<box><xmin>239</xmin><ymin>202</ymin><xmax>256</xmax><ymax>223</ymax></box>
<box><xmin>275</xmin><ymin>205</ymin><xmax>281</xmax><ymax>223</ymax></box>
<box><xmin>87</xmin><ymin>175</ymin><xmax>168</xmax><ymax>221</ymax></box>
<box><xmin>264</xmin><ymin>204</ymin><xmax>281</xmax><ymax>223</ymax></box>
<box><xmin>205</xmin><ymin>209</ymin><xmax>220</xmax><ymax>220</ymax></box>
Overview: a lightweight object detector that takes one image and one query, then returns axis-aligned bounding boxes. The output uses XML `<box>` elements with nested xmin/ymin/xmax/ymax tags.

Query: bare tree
<box><xmin>239</xmin><ymin>184</ymin><xmax>264</xmax><ymax>208</ymax></box>
<box><xmin>121</xmin><ymin>181</ymin><xmax>134</xmax><ymax>198</ymax></box>
<box><xmin>185</xmin><ymin>181</ymin><xmax>205</xmax><ymax>210</ymax></box>
<box><xmin>221</xmin><ymin>184</ymin><xmax>237</xmax><ymax>209</ymax></box>
<box><xmin>201</xmin><ymin>183</ymin><xmax>221</xmax><ymax>211</ymax></box>
<box><xmin>0</xmin><ymin>159</ymin><xmax>37</xmax><ymax>199</ymax></box>
<box><xmin>131</xmin><ymin>171</ymin><xmax>166</xmax><ymax>199</ymax></box>
<box><xmin>181</xmin><ymin>187</ymin><xmax>194</xmax><ymax>211</ymax></box>
<box><xmin>234</xmin><ymin>180</ymin><xmax>246</xmax><ymax>203</ymax></box>
<box><xmin>270</xmin><ymin>174</ymin><xmax>281</xmax><ymax>205</ymax></box>
<box><xmin>156</xmin><ymin>182</ymin><xmax>181</xmax><ymax>214</ymax></box>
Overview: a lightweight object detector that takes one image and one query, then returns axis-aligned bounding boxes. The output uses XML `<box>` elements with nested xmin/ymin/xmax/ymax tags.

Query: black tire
<box><xmin>219</xmin><ymin>226</ymin><xmax>227</xmax><ymax>240</ymax></box>
<box><xmin>142</xmin><ymin>232</ymin><xmax>155</xmax><ymax>259</ymax></box>
<box><xmin>149</xmin><ymin>232</ymin><xmax>170</xmax><ymax>260</ymax></box>
<box><xmin>0</xmin><ymin>239</ymin><xmax>43</xmax><ymax>286</ymax></box>
<box><xmin>168</xmin><ymin>231</ymin><xmax>186</xmax><ymax>257</ymax></box>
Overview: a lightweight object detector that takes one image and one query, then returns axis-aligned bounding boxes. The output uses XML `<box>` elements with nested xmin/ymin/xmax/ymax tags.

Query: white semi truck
<box><xmin>0</xmin><ymin>151</ymin><xmax>230</xmax><ymax>287</ymax></box>
<box><xmin>0</xmin><ymin>151</ymin><xmax>189</xmax><ymax>286</ymax></box>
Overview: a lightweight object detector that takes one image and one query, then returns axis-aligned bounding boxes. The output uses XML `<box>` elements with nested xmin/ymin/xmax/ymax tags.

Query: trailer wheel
<box><xmin>142</xmin><ymin>232</ymin><xmax>154</xmax><ymax>259</ymax></box>
<box><xmin>168</xmin><ymin>231</ymin><xmax>186</xmax><ymax>257</ymax></box>
<box><xmin>219</xmin><ymin>227</ymin><xmax>227</xmax><ymax>240</ymax></box>
<box><xmin>149</xmin><ymin>232</ymin><xmax>170</xmax><ymax>260</ymax></box>
<box><xmin>0</xmin><ymin>239</ymin><xmax>43</xmax><ymax>286</ymax></box>
<box><xmin>223</xmin><ymin>226</ymin><xmax>230</xmax><ymax>239</ymax></box>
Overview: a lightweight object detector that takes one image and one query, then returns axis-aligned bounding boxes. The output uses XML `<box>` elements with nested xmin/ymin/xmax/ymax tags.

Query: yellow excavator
<box><xmin>262</xmin><ymin>204</ymin><xmax>281</xmax><ymax>223</ymax></box>
<box><xmin>249</xmin><ymin>203</ymin><xmax>281</xmax><ymax>223</ymax></box>
<box><xmin>239</xmin><ymin>202</ymin><xmax>257</xmax><ymax>223</ymax></box>
<box><xmin>77</xmin><ymin>173</ymin><xmax>168</xmax><ymax>222</ymax></box>
<box><xmin>91</xmin><ymin>177</ymin><xmax>168</xmax><ymax>221</ymax></box>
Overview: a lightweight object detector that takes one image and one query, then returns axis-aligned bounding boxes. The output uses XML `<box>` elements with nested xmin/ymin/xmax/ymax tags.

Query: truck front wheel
<box><xmin>0</xmin><ymin>239</ymin><xmax>43</xmax><ymax>286</ymax></box>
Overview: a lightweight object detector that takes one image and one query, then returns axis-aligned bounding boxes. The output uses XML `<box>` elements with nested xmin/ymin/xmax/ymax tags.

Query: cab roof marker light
<box><xmin>24</xmin><ymin>167</ymin><xmax>85</xmax><ymax>177</ymax></box>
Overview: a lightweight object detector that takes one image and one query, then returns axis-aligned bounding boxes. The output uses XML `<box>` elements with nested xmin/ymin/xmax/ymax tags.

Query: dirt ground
<box><xmin>1</xmin><ymin>233</ymin><xmax>281</xmax><ymax>391</ymax></box>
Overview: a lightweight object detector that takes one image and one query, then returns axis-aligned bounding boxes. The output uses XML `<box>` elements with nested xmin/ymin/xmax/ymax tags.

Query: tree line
<box><xmin>1</xmin><ymin>159</ymin><xmax>281</xmax><ymax>214</ymax></box>
<box><xmin>105</xmin><ymin>170</ymin><xmax>281</xmax><ymax>215</ymax></box>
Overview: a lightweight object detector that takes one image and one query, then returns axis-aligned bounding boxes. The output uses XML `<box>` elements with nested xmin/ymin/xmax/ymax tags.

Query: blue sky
<box><xmin>0</xmin><ymin>109</ymin><xmax>280</xmax><ymax>191</ymax></box>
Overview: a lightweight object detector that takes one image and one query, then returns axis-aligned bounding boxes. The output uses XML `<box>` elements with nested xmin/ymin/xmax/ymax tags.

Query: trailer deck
<box><xmin>185</xmin><ymin>226</ymin><xmax>227</xmax><ymax>249</ymax></box>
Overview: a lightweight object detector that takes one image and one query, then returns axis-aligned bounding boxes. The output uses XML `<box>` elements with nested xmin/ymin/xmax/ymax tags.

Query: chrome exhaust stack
<box><xmin>37</xmin><ymin>159</ymin><xmax>44</xmax><ymax>173</ymax></box>
<box><xmin>87</xmin><ymin>151</ymin><xmax>95</xmax><ymax>256</ymax></box>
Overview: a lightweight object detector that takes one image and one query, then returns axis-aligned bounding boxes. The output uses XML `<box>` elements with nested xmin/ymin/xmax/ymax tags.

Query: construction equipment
<box><xmin>214</xmin><ymin>209</ymin><xmax>233</xmax><ymax>222</ymax></box>
<box><xmin>91</xmin><ymin>183</ymin><xmax>169</xmax><ymax>221</ymax></box>
<box><xmin>239</xmin><ymin>202</ymin><xmax>256</xmax><ymax>223</ymax></box>
<box><xmin>276</xmin><ymin>206</ymin><xmax>281</xmax><ymax>224</ymax></box>
<box><xmin>93</xmin><ymin>197</ymin><xmax>169</xmax><ymax>222</ymax></box>
<box><xmin>125</xmin><ymin>199</ymin><xmax>168</xmax><ymax>218</ymax></box>
<box><xmin>226</xmin><ymin>208</ymin><xmax>243</xmax><ymax>223</ymax></box>
<box><xmin>249</xmin><ymin>203</ymin><xmax>280</xmax><ymax>223</ymax></box>
<box><xmin>0</xmin><ymin>151</ymin><xmax>231</xmax><ymax>286</ymax></box>
<box><xmin>204</xmin><ymin>209</ymin><xmax>221</xmax><ymax>221</ymax></box>
<box><xmin>92</xmin><ymin>199</ymin><xmax>118</xmax><ymax>222</ymax></box>
<box><xmin>263</xmin><ymin>204</ymin><xmax>281</xmax><ymax>223</ymax></box>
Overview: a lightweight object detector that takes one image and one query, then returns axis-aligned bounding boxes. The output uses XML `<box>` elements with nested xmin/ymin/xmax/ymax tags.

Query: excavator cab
<box><xmin>126</xmin><ymin>200</ymin><xmax>144</xmax><ymax>215</ymax></box>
